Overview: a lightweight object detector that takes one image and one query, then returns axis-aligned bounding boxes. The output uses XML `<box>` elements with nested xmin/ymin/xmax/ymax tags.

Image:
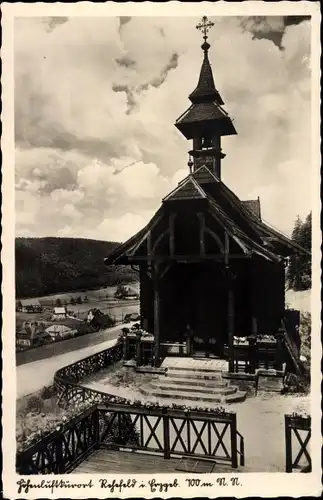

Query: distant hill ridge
<box><xmin>16</xmin><ymin>237</ymin><xmax>136</xmax><ymax>299</ymax></box>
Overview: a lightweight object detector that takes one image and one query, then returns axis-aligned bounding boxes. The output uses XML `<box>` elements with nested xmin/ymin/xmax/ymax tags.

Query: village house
<box><xmin>51</xmin><ymin>306</ymin><xmax>68</xmax><ymax>320</ymax></box>
<box><xmin>87</xmin><ymin>308</ymin><xmax>115</xmax><ymax>330</ymax></box>
<box><xmin>16</xmin><ymin>298</ymin><xmax>43</xmax><ymax>313</ymax></box>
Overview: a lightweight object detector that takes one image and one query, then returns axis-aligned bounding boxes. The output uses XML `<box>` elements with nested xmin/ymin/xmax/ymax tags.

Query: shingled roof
<box><xmin>175</xmin><ymin>102</ymin><xmax>237</xmax><ymax>139</ymax></box>
<box><xmin>104</xmin><ymin>167</ymin><xmax>309</xmax><ymax>266</ymax></box>
<box><xmin>241</xmin><ymin>199</ymin><xmax>261</xmax><ymax>219</ymax></box>
<box><xmin>189</xmin><ymin>50</ymin><xmax>224</xmax><ymax>105</ymax></box>
<box><xmin>175</xmin><ymin>37</ymin><xmax>236</xmax><ymax>140</ymax></box>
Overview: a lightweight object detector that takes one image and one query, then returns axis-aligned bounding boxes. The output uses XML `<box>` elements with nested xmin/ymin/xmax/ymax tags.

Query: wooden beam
<box><xmin>129</xmin><ymin>215</ymin><xmax>163</xmax><ymax>256</ymax></box>
<box><xmin>169</xmin><ymin>213</ymin><xmax>176</xmax><ymax>257</ymax></box>
<box><xmin>153</xmin><ymin>264</ymin><xmax>161</xmax><ymax>368</ymax></box>
<box><xmin>160</xmin><ymin>263</ymin><xmax>173</xmax><ymax>280</ymax></box>
<box><xmin>128</xmin><ymin>232</ymin><xmax>148</xmax><ymax>256</ymax></box>
<box><xmin>124</xmin><ymin>254</ymin><xmax>250</xmax><ymax>263</ymax></box>
<box><xmin>147</xmin><ymin>231</ymin><xmax>152</xmax><ymax>265</ymax></box>
<box><xmin>228</xmin><ymin>285</ymin><xmax>235</xmax><ymax>373</ymax></box>
<box><xmin>205</xmin><ymin>227</ymin><xmax>224</xmax><ymax>253</ymax></box>
<box><xmin>224</xmin><ymin>230</ymin><xmax>230</xmax><ymax>266</ymax></box>
<box><xmin>251</xmin><ymin>316</ymin><xmax>258</xmax><ymax>336</ymax></box>
<box><xmin>152</xmin><ymin>229</ymin><xmax>170</xmax><ymax>255</ymax></box>
<box><xmin>197</xmin><ymin>213</ymin><xmax>205</xmax><ymax>256</ymax></box>
<box><xmin>226</xmin><ymin>262</ymin><xmax>235</xmax><ymax>372</ymax></box>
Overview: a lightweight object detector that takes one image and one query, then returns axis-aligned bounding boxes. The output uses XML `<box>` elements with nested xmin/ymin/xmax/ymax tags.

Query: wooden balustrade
<box><xmin>285</xmin><ymin>414</ymin><xmax>311</xmax><ymax>473</ymax></box>
<box><xmin>17</xmin><ymin>403</ymin><xmax>245</xmax><ymax>475</ymax></box>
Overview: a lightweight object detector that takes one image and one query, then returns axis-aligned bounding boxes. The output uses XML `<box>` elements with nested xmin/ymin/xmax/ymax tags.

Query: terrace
<box><xmin>17</xmin><ymin>339</ymin><xmax>311</xmax><ymax>475</ymax></box>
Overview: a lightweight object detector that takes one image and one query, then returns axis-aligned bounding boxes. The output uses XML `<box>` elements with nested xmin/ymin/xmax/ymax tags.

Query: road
<box><xmin>16</xmin><ymin>323</ymin><xmax>132</xmax><ymax>366</ymax></box>
<box><xmin>16</xmin><ymin>322</ymin><xmax>134</xmax><ymax>399</ymax></box>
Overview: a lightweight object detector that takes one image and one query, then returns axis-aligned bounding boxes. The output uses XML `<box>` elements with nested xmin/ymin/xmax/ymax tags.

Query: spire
<box><xmin>189</xmin><ymin>16</ymin><xmax>224</xmax><ymax>105</ymax></box>
<box><xmin>175</xmin><ymin>16</ymin><xmax>237</xmax><ymax>179</ymax></box>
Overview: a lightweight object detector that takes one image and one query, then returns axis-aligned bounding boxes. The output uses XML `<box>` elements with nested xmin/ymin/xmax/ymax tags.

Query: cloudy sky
<box><xmin>15</xmin><ymin>15</ymin><xmax>311</xmax><ymax>243</ymax></box>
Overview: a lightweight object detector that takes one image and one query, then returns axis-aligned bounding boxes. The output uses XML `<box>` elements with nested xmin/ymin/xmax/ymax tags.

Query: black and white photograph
<box><xmin>1</xmin><ymin>2</ymin><xmax>321</xmax><ymax>498</ymax></box>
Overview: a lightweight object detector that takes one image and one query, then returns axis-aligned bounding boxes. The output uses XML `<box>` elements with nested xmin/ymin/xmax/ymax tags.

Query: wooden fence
<box><xmin>17</xmin><ymin>403</ymin><xmax>245</xmax><ymax>475</ymax></box>
<box><xmin>285</xmin><ymin>414</ymin><xmax>311</xmax><ymax>473</ymax></box>
<box><xmin>54</xmin><ymin>340</ymin><xmax>124</xmax><ymax>405</ymax></box>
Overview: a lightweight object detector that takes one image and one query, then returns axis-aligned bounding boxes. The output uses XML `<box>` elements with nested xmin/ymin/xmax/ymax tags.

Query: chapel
<box><xmin>104</xmin><ymin>17</ymin><xmax>307</xmax><ymax>371</ymax></box>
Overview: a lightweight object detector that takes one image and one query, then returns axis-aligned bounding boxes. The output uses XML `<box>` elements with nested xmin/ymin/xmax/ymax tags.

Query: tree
<box><xmin>298</xmin><ymin>212</ymin><xmax>312</xmax><ymax>290</ymax></box>
<box><xmin>15</xmin><ymin>237</ymin><xmax>138</xmax><ymax>298</ymax></box>
<box><xmin>287</xmin><ymin>216</ymin><xmax>302</xmax><ymax>290</ymax></box>
<box><xmin>84</xmin><ymin>295</ymin><xmax>89</xmax><ymax>303</ymax></box>
<box><xmin>70</xmin><ymin>297</ymin><xmax>76</xmax><ymax>305</ymax></box>
<box><xmin>287</xmin><ymin>213</ymin><xmax>312</xmax><ymax>291</ymax></box>
<box><xmin>55</xmin><ymin>298</ymin><xmax>62</xmax><ymax>307</ymax></box>
<box><xmin>76</xmin><ymin>296</ymin><xmax>82</xmax><ymax>304</ymax></box>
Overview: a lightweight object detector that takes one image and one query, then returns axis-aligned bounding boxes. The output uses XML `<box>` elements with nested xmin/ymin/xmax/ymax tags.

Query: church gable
<box><xmin>163</xmin><ymin>176</ymin><xmax>206</xmax><ymax>202</ymax></box>
<box><xmin>192</xmin><ymin>165</ymin><xmax>220</xmax><ymax>184</ymax></box>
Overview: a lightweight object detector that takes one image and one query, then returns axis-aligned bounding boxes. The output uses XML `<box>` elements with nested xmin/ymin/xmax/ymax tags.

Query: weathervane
<box><xmin>196</xmin><ymin>16</ymin><xmax>214</xmax><ymax>43</ymax></box>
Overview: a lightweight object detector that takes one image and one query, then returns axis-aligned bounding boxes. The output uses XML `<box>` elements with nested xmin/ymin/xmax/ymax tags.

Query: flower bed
<box><xmin>16</xmin><ymin>385</ymin><xmax>100</xmax><ymax>452</ymax></box>
<box><xmin>17</xmin><ymin>385</ymin><xmax>229</xmax><ymax>454</ymax></box>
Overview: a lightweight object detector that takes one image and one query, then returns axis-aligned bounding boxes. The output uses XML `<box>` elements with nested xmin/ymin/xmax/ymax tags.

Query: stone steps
<box><xmin>166</xmin><ymin>369</ymin><xmax>223</xmax><ymax>381</ymax></box>
<box><xmin>167</xmin><ymin>365</ymin><xmax>223</xmax><ymax>374</ymax></box>
<box><xmin>165</xmin><ymin>375</ymin><xmax>228</xmax><ymax>388</ymax></box>
<box><xmin>140</xmin><ymin>385</ymin><xmax>247</xmax><ymax>404</ymax></box>
<box><xmin>149</xmin><ymin>381</ymin><xmax>237</xmax><ymax>396</ymax></box>
<box><xmin>139</xmin><ymin>360</ymin><xmax>247</xmax><ymax>405</ymax></box>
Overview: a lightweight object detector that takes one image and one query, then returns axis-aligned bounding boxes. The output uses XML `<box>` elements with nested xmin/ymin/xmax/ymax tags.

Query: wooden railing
<box><xmin>16</xmin><ymin>406</ymin><xmax>98</xmax><ymax>474</ymax></box>
<box><xmin>285</xmin><ymin>414</ymin><xmax>311</xmax><ymax>473</ymax></box>
<box><xmin>17</xmin><ymin>403</ymin><xmax>245</xmax><ymax>474</ymax></box>
<box><xmin>54</xmin><ymin>340</ymin><xmax>124</xmax><ymax>405</ymax></box>
<box><xmin>18</xmin><ymin>332</ymin><xmax>248</xmax><ymax>475</ymax></box>
<box><xmin>280</xmin><ymin>320</ymin><xmax>304</xmax><ymax>376</ymax></box>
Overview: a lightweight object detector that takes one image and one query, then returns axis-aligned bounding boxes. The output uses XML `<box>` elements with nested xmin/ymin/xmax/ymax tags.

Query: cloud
<box><xmin>14</xmin><ymin>16</ymin><xmax>311</xmax><ymax>241</ymax></box>
<box><xmin>119</xmin><ymin>16</ymin><xmax>132</xmax><ymax>31</ymax></box>
<box><xmin>238</xmin><ymin>15</ymin><xmax>310</xmax><ymax>48</ymax></box>
<box><xmin>43</xmin><ymin>17</ymin><xmax>69</xmax><ymax>33</ymax></box>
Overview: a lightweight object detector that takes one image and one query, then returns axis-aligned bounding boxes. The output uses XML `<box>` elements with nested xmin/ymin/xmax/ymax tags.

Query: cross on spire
<box><xmin>196</xmin><ymin>16</ymin><xmax>214</xmax><ymax>42</ymax></box>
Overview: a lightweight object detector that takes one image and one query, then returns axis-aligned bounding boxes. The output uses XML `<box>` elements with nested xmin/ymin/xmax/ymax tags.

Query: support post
<box><xmin>275</xmin><ymin>332</ymin><xmax>284</xmax><ymax>371</ymax></box>
<box><xmin>250</xmin><ymin>316</ymin><xmax>258</xmax><ymax>373</ymax></box>
<box><xmin>94</xmin><ymin>408</ymin><xmax>100</xmax><ymax>448</ymax></box>
<box><xmin>228</xmin><ymin>287</ymin><xmax>235</xmax><ymax>373</ymax></box>
<box><xmin>122</xmin><ymin>333</ymin><xmax>130</xmax><ymax>360</ymax></box>
<box><xmin>251</xmin><ymin>316</ymin><xmax>258</xmax><ymax>336</ymax></box>
<box><xmin>169</xmin><ymin>213</ymin><xmax>176</xmax><ymax>257</ymax></box>
<box><xmin>285</xmin><ymin>415</ymin><xmax>292</xmax><ymax>473</ymax></box>
<box><xmin>136</xmin><ymin>331</ymin><xmax>142</xmax><ymax>366</ymax></box>
<box><xmin>230</xmin><ymin>413</ymin><xmax>238</xmax><ymax>469</ymax></box>
<box><xmin>163</xmin><ymin>408</ymin><xmax>170</xmax><ymax>459</ymax></box>
<box><xmin>197</xmin><ymin>212</ymin><xmax>205</xmax><ymax>256</ymax></box>
<box><xmin>153</xmin><ymin>265</ymin><xmax>161</xmax><ymax>368</ymax></box>
<box><xmin>56</xmin><ymin>435</ymin><xmax>64</xmax><ymax>473</ymax></box>
<box><xmin>225</xmin><ymin>231</ymin><xmax>235</xmax><ymax>373</ymax></box>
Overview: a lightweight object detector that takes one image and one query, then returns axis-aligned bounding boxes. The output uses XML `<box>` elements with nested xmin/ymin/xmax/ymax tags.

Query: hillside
<box><xmin>15</xmin><ymin>237</ymin><xmax>137</xmax><ymax>299</ymax></box>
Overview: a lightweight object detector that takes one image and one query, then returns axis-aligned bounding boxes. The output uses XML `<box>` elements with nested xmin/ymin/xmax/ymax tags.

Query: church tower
<box><xmin>175</xmin><ymin>16</ymin><xmax>237</xmax><ymax>179</ymax></box>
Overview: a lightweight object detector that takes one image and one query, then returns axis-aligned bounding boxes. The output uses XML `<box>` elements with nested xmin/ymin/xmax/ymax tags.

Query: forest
<box><xmin>16</xmin><ymin>237</ymin><xmax>136</xmax><ymax>298</ymax></box>
<box><xmin>286</xmin><ymin>212</ymin><xmax>312</xmax><ymax>291</ymax></box>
